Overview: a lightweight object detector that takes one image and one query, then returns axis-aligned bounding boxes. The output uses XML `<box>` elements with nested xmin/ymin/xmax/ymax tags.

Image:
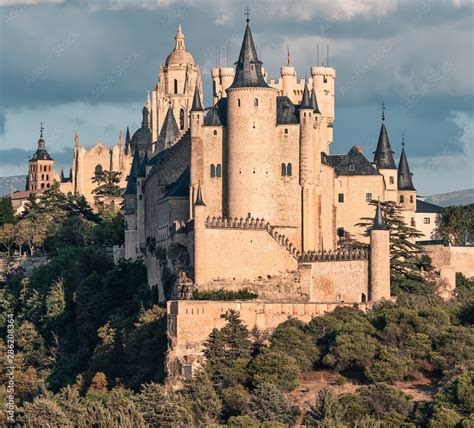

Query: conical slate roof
<box><xmin>124</xmin><ymin>149</ymin><xmax>141</xmax><ymax>195</ymax></box>
<box><xmin>191</xmin><ymin>84</ymin><xmax>203</xmax><ymax>111</ymax></box>
<box><xmin>397</xmin><ymin>144</ymin><xmax>415</xmax><ymax>190</ymax></box>
<box><xmin>194</xmin><ymin>182</ymin><xmax>205</xmax><ymax>206</ymax></box>
<box><xmin>310</xmin><ymin>88</ymin><xmax>320</xmax><ymax>113</ymax></box>
<box><xmin>229</xmin><ymin>22</ymin><xmax>269</xmax><ymax>89</ymax></box>
<box><xmin>371</xmin><ymin>200</ymin><xmax>387</xmax><ymax>230</ymax></box>
<box><xmin>373</xmin><ymin>122</ymin><xmax>397</xmax><ymax>169</ymax></box>
<box><xmin>125</xmin><ymin>126</ymin><xmax>131</xmax><ymax>155</ymax></box>
<box><xmin>300</xmin><ymin>81</ymin><xmax>312</xmax><ymax>109</ymax></box>
<box><xmin>138</xmin><ymin>151</ymin><xmax>148</xmax><ymax>177</ymax></box>
<box><xmin>157</xmin><ymin>106</ymin><xmax>180</xmax><ymax>152</ymax></box>
<box><xmin>131</xmin><ymin>107</ymin><xmax>152</xmax><ymax>156</ymax></box>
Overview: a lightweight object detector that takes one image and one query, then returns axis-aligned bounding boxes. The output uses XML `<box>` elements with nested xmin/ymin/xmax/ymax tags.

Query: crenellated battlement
<box><xmin>299</xmin><ymin>247</ymin><xmax>368</xmax><ymax>262</ymax></box>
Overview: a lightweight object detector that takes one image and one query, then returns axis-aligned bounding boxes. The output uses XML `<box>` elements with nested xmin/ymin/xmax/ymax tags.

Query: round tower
<box><xmin>370</xmin><ymin>201</ymin><xmax>391</xmax><ymax>301</ymax></box>
<box><xmin>280</xmin><ymin>65</ymin><xmax>296</xmax><ymax>97</ymax></box>
<box><xmin>225</xmin><ymin>20</ymin><xmax>279</xmax><ymax>221</ymax></box>
<box><xmin>193</xmin><ymin>183</ymin><xmax>206</xmax><ymax>285</ymax></box>
<box><xmin>190</xmin><ymin>84</ymin><xmax>204</xmax><ymax>218</ymax></box>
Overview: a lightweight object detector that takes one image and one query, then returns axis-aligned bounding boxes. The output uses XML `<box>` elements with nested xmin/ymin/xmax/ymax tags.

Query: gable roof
<box><xmin>324</xmin><ymin>146</ymin><xmax>380</xmax><ymax>176</ymax></box>
<box><xmin>416</xmin><ymin>199</ymin><xmax>443</xmax><ymax>213</ymax></box>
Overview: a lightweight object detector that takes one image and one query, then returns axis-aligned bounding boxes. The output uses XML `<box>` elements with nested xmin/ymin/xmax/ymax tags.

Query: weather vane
<box><xmin>381</xmin><ymin>102</ymin><xmax>386</xmax><ymax>121</ymax></box>
<box><xmin>40</xmin><ymin>121</ymin><xmax>44</xmax><ymax>137</ymax></box>
<box><xmin>401</xmin><ymin>131</ymin><xmax>406</xmax><ymax>146</ymax></box>
<box><xmin>245</xmin><ymin>6</ymin><xmax>251</xmax><ymax>22</ymax></box>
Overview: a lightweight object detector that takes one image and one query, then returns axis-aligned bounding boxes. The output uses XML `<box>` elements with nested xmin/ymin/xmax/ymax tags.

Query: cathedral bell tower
<box><xmin>28</xmin><ymin>123</ymin><xmax>55</xmax><ymax>192</ymax></box>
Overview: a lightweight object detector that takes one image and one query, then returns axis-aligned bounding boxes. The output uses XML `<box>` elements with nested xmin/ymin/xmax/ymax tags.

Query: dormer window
<box><xmin>348</xmin><ymin>163</ymin><xmax>355</xmax><ymax>171</ymax></box>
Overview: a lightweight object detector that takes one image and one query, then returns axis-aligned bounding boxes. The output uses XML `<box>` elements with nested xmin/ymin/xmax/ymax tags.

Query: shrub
<box><xmin>193</xmin><ymin>288</ymin><xmax>258</xmax><ymax>301</ymax></box>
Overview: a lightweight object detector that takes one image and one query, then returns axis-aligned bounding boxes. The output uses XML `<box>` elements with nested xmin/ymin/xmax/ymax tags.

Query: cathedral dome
<box><xmin>165</xmin><ymin>24</ymin><xmax>195</xmax><ymax>66</ymax></box>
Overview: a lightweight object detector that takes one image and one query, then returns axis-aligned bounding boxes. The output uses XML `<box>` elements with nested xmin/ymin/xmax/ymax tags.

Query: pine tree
<box><xmin>92</xmin><ymin>170</ymin><xmax>122</xmax><ymax>206</ymax></box>
<box><xmin>0</xmin><ymin>196</ymin><xmax>15</xmax><ymax>226</ymax></box>
<box><xmin>357</xmin><ymin>200</ymin><xmax>431</xmax><ymax>287</ymax></box>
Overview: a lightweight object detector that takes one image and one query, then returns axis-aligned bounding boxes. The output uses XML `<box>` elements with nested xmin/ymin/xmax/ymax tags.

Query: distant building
<box><xmin>416</xmin><ymin>198</ymin><xmax>444</xmax><ymax>241</ymax></box>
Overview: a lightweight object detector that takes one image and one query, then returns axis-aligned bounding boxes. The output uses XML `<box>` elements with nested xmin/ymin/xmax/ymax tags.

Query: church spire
<box><xmin>373</xmin><ymin>104</ymin><xmax>397</xmax><ymax>169</ymax></box>
<box><xmin>191</xmin><ymin>83</ymin><xmax>203</xmax><ymax>111</ymax></box>
<box><xmin>397</xmin><ymin>141</ymin><xmax>415</xmax><ymax>190</ymax></box>
<box><xmin>174</xmin><ymin>23</ymin><xmax>185</xmax><ymax>50</ymax></box>
<box><xmin>229</xmin><ymin>15</ymin><xmax>269</xmax><ymax>89</ymax></box>
<box><xmin>141</xmin><ymin>106</ymin><xmax>149</xmax><ymax>128</ymax></box>
<box><xmin>125</xmin><ymin>126</ymin><xmax>131</xmax><ymax>155</ymax></box>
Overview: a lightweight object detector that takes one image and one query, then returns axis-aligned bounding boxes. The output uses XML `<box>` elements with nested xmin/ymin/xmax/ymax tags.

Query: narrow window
<box><xmin>338</xmin><ymin>193</ymin><xmax>344</xmax><ymax>203</ymax></box>
<box><xmin>41</xmin><ymin>183</ymin><xmax>45</xmax><ymax>189</ymax></box>
<box><xmin>400</xmin><ymin>195</ymin><xmax>404</xmax><ymax>203</ymax></box>
<box><xmin>46</xmin><ymin>174</ymin><xmax>49</xmax><ymax>180</ymax></box>
<box><xmin>216</xmin><ymin>164</ymin><xmax>222</xmax><ymax>177</ymax></box>
<box><xmin>337</xmin><ymin>227</ymin><xmax>345</xmax><ymax>238</ymax></box>
<box><xmin>210</xmin><ymin>164</ymin><xmax>216</xmax><ymax>177</ymax></box>
<box><xmin>389</xmin><ymin>176</ymin><xmax>394</xmax><ymax>185</ymax></box>
<box><xmin>237</xmin><ymin>99</ymin><xmax>241</xmax><ymax>107</ymax></box>
<box><xmin>213</xmin><ymin>130</ymin><xmax>217</xmax><ymax>136</ymax></box>
<box><xmin>336</xmin><ymin>294</ymin><xmax>341</xmax><ymax>301</ymax></box>
<box><xmin>361</xmin><ymin>293</ymin><xmax>367</xmax><ymax>303</ymax></box>
<box><xmin>46</xmin><ymin>183</ymin><xmax>50</xmax><ymax>188</ymax></box>
<box><xmin>95</xmin><ymin>164</ymin><xmax>103</xmax><ymax>175</ymax></box>
<box><xmin>174</xmin><ymin>79</ymin><xmax>178</xmax><ymax>94</ymax></box>
<box><xmin>424</xmin><ymin>217</ymin><xmax>430</xmax><ymax>224</ymax></box>
<box><xmin>366</xmin><ymin>192</ymin><xmax>372</xmax><ymax>203</ymax></box>
<box><xmin>253</xmin><ymin>122</ymin><xmax>255</xmax><ymax>129</ymax></box>
<box><xmin>411</xmin><ymin>218</ymin><xmax>415</xmax><ymax>227</ymax></box>
<box><xmin>179</xmin><ymin>108</ymin><xmax>184</xmax><ymax>130</ymax></box>
<box><xmin>281</xmin><ymin>163</ymin><xmax>287</xmax><ymax>176</ymax></box>
<box><xmin>41</xmin><ymin>174</ymin><xmax>44</xmax><ymax>180</ymax></box>
<box><xmin>287</xmin><ymin>163</ymin><xmax>292</xmax><ymax>176</ymax></box>
<box><xmin>410</xmin><ymin>195</ymin><xmax>414</xmax><ymax>203</ymax></box>
<box><xmin>254</xmin><ymin>98</ymin><xmax>258</xmax><ymax>106</ymax></box>
<box><xmin>284</xmin><ymin>128</ymin><xmax>288</xmax><ymax>135</ymax></box>
<box><xmin>323</xmin><ymin>76</ymin><xmax>328</xmax><ymax>83</ymax></box>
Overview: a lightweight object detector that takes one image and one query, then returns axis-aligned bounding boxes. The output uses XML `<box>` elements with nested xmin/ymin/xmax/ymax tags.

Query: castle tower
<box><xmin>373</xmin><ymin>107</ymin><xmax>398</xmax><ymax>202</ymax></box>
<box><xmin>123</xmin><ymin>148</ymin><xmax>141</xmax><ymax>260</ymax></box>
<box><xmin>211</xmin><ymin>67</ymin><xmax>235</xmax><ymax>104</ymax></box>
<box><xmin>225</xmin><ymin>19</ymin><xmax>279</xmax><ymax>221</ymax></box>
<box><xmin>299</xmin><ymin>82</ymin><xmax>317</xmax><ymax>251</ymax></box>
<box><xmin>131</xmin><ymin>107</ymin><xmax>153</xmax><ymax>158</ymax></box>
<box><xmin>193</xmin><ymin>183</ymin><xmax>206</xmax><ymax>285</ymax></box>
<box><xmin>28</xmin><ymin>123</ymin><xmax>55</xmax><ymax>192</ymax></box>
<box><xmin>369</xmin><ymin>200</ymin><xmax>391</xmax><ymax>301</ymax></box>
<box><xmin>397</xmin><ymin>140</ymin><xmax>416</xmax><ymax>226</ymax></box>
<box><xmin>189</xmin><ymin>84</ymin><xmax>204</xmax><ymax>218</ymax></box>
<box><xmin>311</xmin><ymin>64</ymin><xmax>335</xmax><ymax>154</ymax></box>
<box><xmin>151</xmin><ymin>24</ymin><xmax>202</xmax><ymax>142</ymax></box>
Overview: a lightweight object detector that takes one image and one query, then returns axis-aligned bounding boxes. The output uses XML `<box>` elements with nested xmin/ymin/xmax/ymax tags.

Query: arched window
<box><xmin>46</xmin><ymin>174</ymin><xmax>49</xmax><ymax>180</ymax></box>
<box><xmin>284</xmin><ymin>128</ymin><xmax>288</xmax><ymax>135</ymax></box>
<box><xmin>361</xmin><ymin>293</ymin><xmax>367</xmax><ymax>303</ymax></box>
<box><xmin>237</xmin><ymin>99</ymin><xmax>241</xmax><ymax>107</ymax></box>
<box><xmin>174</xmin><ymin>79</ymin><xmax>178</xmax><ymax>94</ymax></box>
<box><xmin>210</xmin><ymin>164</ymin><xmax>216</xmax><ymax>177</ymax></box>
<box><xmin>95</xmin><ymin>164</ymin><xmax>103</xmax><ymax>175</ymax></box>
<box><xmin>216</xmin><ymin>164</ymin><xmax>222</xmax><ymax>177</ymax></box>
<box><xmin>41</xmin><ymin>183</ymin><xmax>45</xmax><ymax>189</ymax></box>
<box><xmin>41</xmin><ymin>174</ymin><xmax>44</xmax><ymax>180</ymax></box>
<box><xmin>213</xmin><ymin>130</ymin><xmax>217</xmax><ymax>136</ymax></box>
<box><xmin>46</xmin><ymin>183</ymin><xmax>50</xmax><ymax>188</ymax></box>
<box><xmin>254</xmin><ymin>98</ymin><xmax>258</xmax><ymax>106</ymax></box>
<box><xmin>287</xmin><ymin>163</ymin><xmax>292</xmax><ymax>176</ymax></box>
<box><xmin>281</xmin><ymin>163</ymin><xmax>287</xmax><ymax>176</ymax></box>
<box><xmin>179</xmin><ymin>108</ymin><xmax>184</xmax><ymax>130</ymax></box>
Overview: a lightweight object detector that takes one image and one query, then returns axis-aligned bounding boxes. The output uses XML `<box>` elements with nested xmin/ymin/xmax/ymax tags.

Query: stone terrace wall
<box><xmin>166</xmin><ymin>300</ymin><xmax>366</xmax><ymax>384</ymax></box>
<box><xmin>424</xmin><ymin>245</ymin><xmax>474</xmax><ymax>278</ymax></box>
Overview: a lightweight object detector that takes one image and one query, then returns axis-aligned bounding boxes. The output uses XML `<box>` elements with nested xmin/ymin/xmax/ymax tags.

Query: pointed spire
<box><xmin>397</xmin><ymin>141</ymin><xmax>415</xmax><ymax>191</ymax></box>
<box><xmin>125</xmin><ymin>126</ymin><xmax>131</xmax><ymax>155</ymax></box>
<box><xmin>191</xmin><ymin>84</ymin><xmax>203</xmax><ymax>112</ymax></box>
<box><xmin>372</xmin><ymin>199</ymin><xmax>387</xmax><ymax>230</ymax></box>
<box><xmin>300</xmin><ymin>81</ymin><xmax>311</xmax><ymax>109</ymax></box>
<box><xmin>157</xmin><ymin>105</ymin><xmax>180</xmax><ymax>152</ymax></box>
<box><xmin>194</xmin><ymin>182</ymin><xmax>205</xmax><ymax>206</ymax></box>
<box><xmin>40</xmin><ymin>121</ymin><xmax>44</xmax><ymax>138</ymax></box>
<box><xmin>141</xmin><ymin>106</ymin><xmax>149</xmax><ymax>128</ymax></box>
<box><xmin>310</xmin><ymin>88</ymin><xmax>320</xmax><ymax>113</ymax></box>
<box><xmin>146</xmin><ymin>91</ymin><xmax>151</xmax><ymax>110</ymax></box>
<box><xmin>287</xmin><ymin>44</ymin><xmax>290</xmax><ymax>66</ymax></box>
<box><xmin>373</xmin><ymin>106</ymin><xmax>397</xmax><ymax>169</ymax></box>
<box><xmin>229</xmin><ymin>18</ymin><xmax>269</xmax><ymax>89</ymax></box>
<box><xmin>174</xmin><ymin>23</ymin><xmax>185</xmax><ymax>50</ymax></box>
<box><xmin>74</xmin><ymin>129</ymin><xmax>79</xmax><ymax>148</ymax></box>
<box><xmin>124</xmin><ymin>148</ymin><xmax>141</xmax><ymax>195</ymax></box>
<box><xmin>118</xmin><ymin>129</ymin><xmax>124</xmax><ymax>147</ymax></box>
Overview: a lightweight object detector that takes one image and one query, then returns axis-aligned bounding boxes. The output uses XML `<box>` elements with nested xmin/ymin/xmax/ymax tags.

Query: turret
<box><xmin>369</xmin><ymin>200</ymin><xmax>391</xmax><ymax>301</ymax></box>
<box><xmin>373</xmin><ymin>105</ymin><xmax>398</xmax><ymax>202</ymax></box>
<box><xmin>190</xmin><ymin>83</ymin><xmax>204</xmax><ymax>217</ymax></box>
<box><xmin>124</xmin><ymin>148</ymin><xmax>141</xmax><ymax>260</ymax></box>
<box><xmin>225</xmin><ymin>18</ymin><xmax>279</xmax><ymax>221</ymax></box>
<box><xmin>193</xmin><ymin>183</ymin><xmax>206</xmax><ymax>285</ymax></box>
<box><xmin>280</xmin><ymin>65</ymin><xmax>296</xmax><ymax>98</ymax></box>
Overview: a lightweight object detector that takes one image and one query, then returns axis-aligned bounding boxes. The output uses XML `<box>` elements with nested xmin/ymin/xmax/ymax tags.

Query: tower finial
<box><xmin>244</xmin><ymin>5</ymin><xmax>251</xmax><ymax>23</ymax></box>
<box><xmin>287</xmin><ymin>44</ymin><xmax>290</xmax><ymax>66</ymax></box>
<box><xmin>381</xmin><ymin>102</ymin><xmax>386</xmax><ymax>122</ymax></box>
<box><xmin>40</xmin><ymin>121</ymin><xmax>44</xmax><ymax>138</ymax></box>
<box><xmin>401</xmin><ymin>131</ymin><xmax>406</xmax><ymax>147</ymax></box>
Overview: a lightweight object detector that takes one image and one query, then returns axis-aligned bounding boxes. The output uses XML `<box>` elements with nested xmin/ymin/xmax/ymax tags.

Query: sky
<box><xmin>0</xmin><ymin>0</ymin><xmax>472</xmax><ymax>195</ymax></box>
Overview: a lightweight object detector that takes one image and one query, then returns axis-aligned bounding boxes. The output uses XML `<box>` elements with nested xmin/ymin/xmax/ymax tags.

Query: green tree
<box><xmin>15</xmin><ymin>217</ymin><xmax>48</xmax><ymax>255</ymax></box>
<box><xmin>428</xmin><ymin>405</ymin><xmax>462</xmax><ymax>428</ymax></box>
<box><xmin>249</xmin><ymin>382</ymin><xmax>298</xmax><ymax>425</ymax></box>
<box><xmin>435</xmin><ymin>371</ymin><xmax>474</xmax><ymax>414</ymax></box>
<box><xmin>435</xmin><ymin>204</ymin><xmax>473</xmax><ymax>246</ymax></box>
<box><xmin>18</xmin><ymin>397</ymin><xmax>73</xmax><ymax>427</ymax></box>
<box><xmin>357</xmin><ymin>200</ymin><xmax>431</xmax><ymax>287</ymax></box>
<box><xmin>0</xmin><ymin>195</ymin><xmax>15</xmax><ymax>226</ymax></box>
<box><xmin>92</xmin><ymin>169</ymin><xmax>122</xmax><ymax>206</ymax></box>
<box><xmin>0</xmin><ymin>223</ymin><xmax>16</xmax><ymax>255</ymax></box>
<box><xmin>305</xmin><ymin>387</ymin><xmax>344</xmax><ymax>427</ymax></box>
<box><xmin>249</xmin><ymin>349</ymin><xmax>301</xmax><ymax>391</ymax></box>
<box><xmin>221</xmin><ymin>384</ymin><xmax>251</xmax><ymax>419</ymax></box>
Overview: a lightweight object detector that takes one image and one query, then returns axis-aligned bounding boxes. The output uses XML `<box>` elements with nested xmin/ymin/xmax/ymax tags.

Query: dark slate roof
<box><xmin>165</xmin><ymin>167</ymin><xmax>189</xmax><ymax>197</ymax></box>
<box><xmin>157</xmin><ymin>106</ymin><xmax>180</xmax><ymax>152</ymax></box>
<box><xmin>416</xmin><ymin>199</ymin><xmax>443</xmax><ymax>214</ymax></box>
<box><xmin>229</xmin><ymin>23</ymin><xmax>269</xmax><ymax>89</ymax></box>
<box><xmin>131</xmin><ymin>107</ymin><xmax>152</xmax><ymax>155</ymax></box>
<box><xmin>31</xmin><ymin>130</ymin><xmax>53</xmax><ymax>161</ymax></box>
<box><xmin>311</xmin><ymin>88</ymin><xmax>320</xmax><ymax>114</ymax></box>
<box><xmin>276</xmin><ymin>96</ymin><xmax>298</xmax><ymax>125</ymax></box>
<box><xmin>138</xmin><ymin>151</ymin><xmax>148</xmax><ymax>177</ymax></box>
<box><xmin>148</xmin><ymin>130</ymin><xmax>190</xmax><ymax>167</ymax></box>
<box><xmin>190</xmin><ymin>85</ymin><xmax>203</xmax><ymax>111</ymax></box>
<box><xmin>194</xmin><ymin>182</ymin><xmax>205</xmax><ymax>205</ymax></box>
<box><xmin>125</xmin><ymin>126</ymin><xmax>131</xmax><ymax>155</ymax></box>
<box><xmin>204</xmin><ymin>98</ymin><xmax>227</xmax><ymax>127</ymax></box>
<box><xmin>300</xmin><ymin>81</ymin><xmax>312</xmax><ymax>109</ymax></box>
<box><xmin>371</xmin><ymin>200</ymin><xmax>387</xmax><ymax>230</ymax></box>
<box><xmin>124</xmin><ymin>149</ymin><xmax>141</xmax><ymax>195</ymax></box>
<box><xmin>397</xmin><ymin>145</ymin><xmax>415</xmax><ymax>190</ymax></box>
<box><xmin>373</xmin><ymin>122</ymin><xmax>397</xmax><ymax>169</ymax></box>
<box><xmin>324</xmin><ymin>146</ymin><xmax>380</xmax><ymax>176</ymax></box>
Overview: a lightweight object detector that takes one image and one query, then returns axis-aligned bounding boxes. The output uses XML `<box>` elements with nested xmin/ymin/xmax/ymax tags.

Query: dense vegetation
<box><xmin>0</xmin><ymin>192</ymin><xmax>473</xmax><ymax>426</ymax></box>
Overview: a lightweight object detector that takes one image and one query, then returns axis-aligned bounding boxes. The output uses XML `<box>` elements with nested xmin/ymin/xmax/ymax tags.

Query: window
<box><xmin>337</xmin><ymin>227</ymin><xmax>345</xmax><ymax>238</ymax></box>
<box><xmin>174</xmin><ymin>79</ymin><xmax>178</xmax><ymax>94</ymax></box>
<box><xmin>389</xmin><ymin>176</ymin><xmax>394</xmax><ymax>184</ymax></box>
<box><xmin>323</xmin><ymin>76</ymin><xmax>328</xmax><ymax>83</ymax></box>
<box><xmin>424</xmin><ymin>217</ymin><xmax>430</xmax><ymax>224</ymax></box>
<box><xmin>254</xmin><ymin>98</ymin><xmax>258</xmax><ymax>106</ymax></box>
<box><xmin>237</xmin><ymin>99</ymin><xmax>241</xmax><ymax>107</ymax></box>
<box><xmin>216</xmin><ymin>164</ymin><xmax>222</xmax><ymax>177</ymax></box>
<box><xmin>410</xmin><ymin>195</ymin><xmax>414</xmax><ymax>203</ymax></box>
<box><xmin>348</xmin><ymin>163</ymin><xmax>355</xmax><ymax>171</ymax></box>
<box><xmin>361</xmin><ymin>293</ymin><xmax>367</xmax><ymax>303</ymax></box>
<box><xmin>179</xmin><ymin>108</ymin><xmax>184</xmax><ymax>130</ymax></box>
<box><xmin>46</xmin><ymin>174</ymin><xmax>49</xmax><ymax>180</ymax></box>
<box><xmin>287</xmin><ymin>163</ymin><xmax>292</xmax><ymax>176</ymax></box>
<box><xmin>366</xmin><ymin>192</ymin><xmax>372</xmax><ymax>203</ymax></box>
<box><xmin>41</xmin><ymin>183</ymin><xmax>45</xmax><ymax>189</ymax></box>
<box><xmin>411</xmin><ymin>218</ymin><xmax>415</xmax><ymax>227</ymax></box>
<box><xmin>281</xmin><ymin>163</ymin><xmax>287</xmax><ymax>176</ymax></box>
<box><xmin>336</xmin><ymin>294</ymin><xmax>341</xmax><ymax>301</ymax></box>
<box><xmin>338</xmin><ymin>193</ymin><xmax>344</xmax><ymax>203</ymax></box>
<box><xmin>400</xmin><ymin>195</ymin><xmax>404</xmax><ymax>203</ymax></box>
<box><xmin>284</xmin><ymin>128</ymin><xmax>288</xmax><ymax>135</ymax></box>
<box><xmin>213</xmin><ymin>130</ymin><xmax>217</xmax><ymax>136</ymax></box>
<box><xmin>95</xmin><ymin>164</ymin><xmax>103</xmax><ymax>175</ymax></box>
<box><xmin>253</xmin><ymin>122</ymin><xmax>255</xmax><ymax>129</ymax></box>
<box><xmin>46</xmin><ymin>183</ymin><xmax>50</xmax><ymax>188</ymax></box>
<box><xmin>210</xmin><ymin>164</ymin><xmax>216</xmax><ymax>177</ymax></box>
<box><xmin>41</xmin><ymin>174</ymin><xmax>44</xmax><ymax>180</ymax></box>
<box><xmin>282</xmin><ymin>163</ymin><xmax>292</xmax><ymax>176</ymax></box>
